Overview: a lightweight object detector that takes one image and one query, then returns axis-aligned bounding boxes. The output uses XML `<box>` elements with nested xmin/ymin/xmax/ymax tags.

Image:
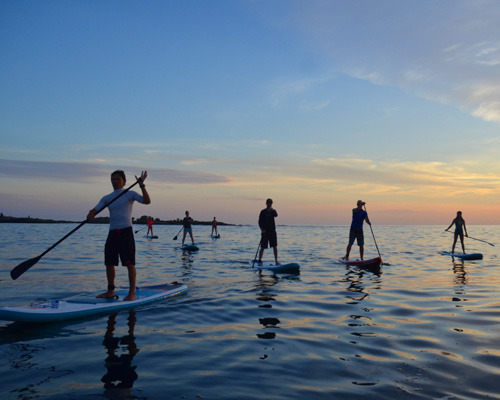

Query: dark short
<box><xmin>104</xmin><ymin>227</ymin><xmax>136</xmax><ymax>266</ymax></box>
<box><xmin>348</xmin><ymin>228</ymin><xmax>364</xmax><ymax>246</ymax></box>
<box><xmin>260</xmin><ymin>230</ymin><xmax>278</xmax><ymax>249</ymax></box>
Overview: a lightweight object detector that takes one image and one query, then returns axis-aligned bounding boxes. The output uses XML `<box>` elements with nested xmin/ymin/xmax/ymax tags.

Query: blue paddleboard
<box><xmin>250</xmin><ymin>261</ymin><xmax>300</xmax><ymax>273</ymax></box>
<box><xmin>0</xmin><ymin>283</ymin><xmax>187</xmax><ymax>323</ymax></box>
<box><xmin>441</xmin><ymin>251</ymin><xmax>483</xmax><ymax>260</ymax></box>
<box><xmin>181</xmin><ymin>244</ymin><xmax>199</xmax><ymax>251</ymax></box>
<box><xmin>144</xmin><ymin>235</ymin><xmax>159</xmax><ymax>239</ymax></box>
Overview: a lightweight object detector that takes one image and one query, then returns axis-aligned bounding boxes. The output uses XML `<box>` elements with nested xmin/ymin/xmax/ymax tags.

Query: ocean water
<box><xmin>0</xmin><ymin>223</ymin><xmax>499</xmax><ymax>400</ymax></box>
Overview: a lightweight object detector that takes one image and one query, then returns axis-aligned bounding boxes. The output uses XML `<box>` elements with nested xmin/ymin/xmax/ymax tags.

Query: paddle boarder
<box><xmin>258</xmin><ymin>198</ymin><xmax>280</xmax><ymax>265</ymax></box>
<box><xmin>182</xmin><ymin>210</ymin><xmax>195</xmax><ymax>245</ymax></box>
<box><xmin>146</xmin><ymin>218</ymin><xmax>154</xmax><ymax>236</ymax></box>
<box><xmin>211</xmin><ymin>217</ymin><xmax>218</xmax><ymax>236</ymax></box>
<box><xmin>343</xmin><ymin>200</ymin><xmax>371</xmax><ymax>261</ymax></box>
<box><xmin>87</xmin><ymin>170</ymin><xmax>151</xmax><ymax>301</ymax></box>
<box><xmin>445</xmin><ymin>211</ymin><xmax>468</xmax><ymax>253</ymax></box>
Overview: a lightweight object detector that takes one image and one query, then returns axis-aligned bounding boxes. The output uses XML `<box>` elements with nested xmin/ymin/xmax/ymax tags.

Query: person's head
<box><xmin>266</xmin><ymin>198</ymin><xmax>273</xmax><ymax>207</ymax></box>
<box><xmin>185</xmin><ymin>210</ymin><xmax>190</xmax><ymax>216</ymax></box>
<box><xmin>357</xmin><ymin>200</ymin><xmax>365</xmax><ymax>207</ymax></box>
<box><xmin>457</xmin><ymin>211</ymin><xmax>462</xmax><ymax>218</ymax></box>
<box><xmin>111</xmin><ymin>170</ymin><xmax>126</xmax><ymax>190</ymax></box>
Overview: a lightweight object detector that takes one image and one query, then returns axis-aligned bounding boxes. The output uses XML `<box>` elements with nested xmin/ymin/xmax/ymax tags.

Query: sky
<box><xmin>1</xmin><ymin>0</ymin><xmax>500</xmax><ymax>225</ymax></box>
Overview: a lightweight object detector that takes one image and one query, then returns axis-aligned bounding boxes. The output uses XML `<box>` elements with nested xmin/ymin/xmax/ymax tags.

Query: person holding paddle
<box><xmin>343</xmin><ymin>200</ymin><xmax>371</xmax><ymax>261</ymax></box>
<box><xmin>87</xmin><ymin>170</ymin><xmax>151</xmax><ymax>301</ymax></box>
<box><xmin>258</xmin><ymin>198</ymin><xmax>280</xmax><ymax>266</ymax></box>
<box><xmin>182</xmin><ymin>210</ymin><xmax>195</xmax><ymax>245</ymax></box>
<box><xmin>445</xmin><ymin>211</ymin><xmax>468</xmax><ymax>253</ymax></box>
<box><xmin>146</xmin><ymin>218</ymin><xmax>154</xmax><ymax>236</ymax></box>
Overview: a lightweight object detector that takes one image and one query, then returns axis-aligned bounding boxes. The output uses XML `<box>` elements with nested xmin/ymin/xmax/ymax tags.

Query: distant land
<box><xmin>0</xmin><ymin>213</ymin><xmax>234</xmax><ymax>226</ymax></box>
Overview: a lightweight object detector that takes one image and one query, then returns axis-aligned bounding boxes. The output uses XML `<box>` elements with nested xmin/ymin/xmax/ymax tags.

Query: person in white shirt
<box><xmin>87</xmin><ymin>170</ymin><xmax>151</xmax><ymax>301</ymax></box>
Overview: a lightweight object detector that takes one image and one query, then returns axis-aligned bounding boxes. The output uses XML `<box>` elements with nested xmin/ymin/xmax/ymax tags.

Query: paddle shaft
<box><xmin>10</xmin><ymin>180</ymin><xmax>140</xmax><ymax>280</ymax></box>
<box><xmin>135</xmin><ymin>226</ymin><xmax>147</xmax><ymax>233</ymax></box>
<box><xmin>173</xmin><ymin>226</ymin><xmax>183</xmax><ymax>240</ymax></box>
<box><xmin>446</xmin><ymin>230</ymin><xmax>494</xmax><ymax>246</ymax></box>
<box><xmin>364</xmin><ymin>205</ymin><xmax>382</xmax><ymax>259</ymax></box>
<box><xmin>252</xmin><ymin>239</ymin><xmax>261</xmax><ymax>267</ymax></box>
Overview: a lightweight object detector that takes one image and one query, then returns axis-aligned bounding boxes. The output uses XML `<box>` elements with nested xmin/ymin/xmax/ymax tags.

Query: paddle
<box><xmin>363</xmin><ymin>205</ymin><xmax>387</xmax><ymax>264</ymax></box>
<box><xmin>134</xmin><ymin>226</ymin><xmax>147</xmax><ymax>234</ymax></box>
<box><xmin>252</xmin><ymin>240</ymin><xmax>261</xmax><ymax>268</ymax></box>
<box><xmin>10</xmin><ymin>180</ymin><xmax>141</xmax><ymax>280</ymax></box>
<box><xmin>172</xmin><ymin>227</ymin><xmax>183</xmax><ymax>240</ymax></box>
<box><xmin>445</xmin><ymin>230</ymin><xmax>494</xmax><ymax>246</ymax></box>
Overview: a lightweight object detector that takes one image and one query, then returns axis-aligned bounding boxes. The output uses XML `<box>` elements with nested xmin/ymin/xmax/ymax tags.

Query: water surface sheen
<box><xmin>1</xmin><ymin>223</ymin><xmax>500</xmax><ymax>399</ymax></box>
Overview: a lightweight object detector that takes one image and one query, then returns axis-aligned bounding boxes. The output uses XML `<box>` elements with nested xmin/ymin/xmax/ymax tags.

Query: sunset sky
<box><xmin>2</xmin><ymin>1</ymin><xmax>500</xmax><ymax>225</ymax></box>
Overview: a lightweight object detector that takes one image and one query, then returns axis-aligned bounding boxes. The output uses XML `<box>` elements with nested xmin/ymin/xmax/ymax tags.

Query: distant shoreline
<box><xmin>0</xmin><ymin>214</ymin><xmax>235</xmax><ymax>226</ymax></box>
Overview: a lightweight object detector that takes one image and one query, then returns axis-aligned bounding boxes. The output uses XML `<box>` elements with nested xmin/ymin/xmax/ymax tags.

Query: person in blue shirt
<box><xmin>343</xmin><ymin>200</ymin><xmax>371</xmax><ymax>261</ymax></box>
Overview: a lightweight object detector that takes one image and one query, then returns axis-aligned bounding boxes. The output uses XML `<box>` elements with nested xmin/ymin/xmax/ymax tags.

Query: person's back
<box><xmin>259</xmin><ymin>207</ymin><xmax>277</xmax><ymax>232</ymax></box>
<box><xmin>351</xmin><ymin>208</ymin><xmax>367</xmax><ymax>230</ymax></box>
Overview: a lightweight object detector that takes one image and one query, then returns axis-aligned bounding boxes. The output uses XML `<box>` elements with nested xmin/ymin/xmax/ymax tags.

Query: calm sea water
<box><xmin>1</xmin><ymin>223</ymin><xmax>500</xmax><ymax>400</ymax></box>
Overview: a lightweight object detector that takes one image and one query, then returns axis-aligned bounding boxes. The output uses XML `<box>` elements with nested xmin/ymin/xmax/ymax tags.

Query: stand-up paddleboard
<box><xmin>441</xmin><ymin>251</ymin><xmax>483</xmax><ymax>260</ymax></box>
<box><xmin>0</xmin><ymin>283</ymin><xmax>187</xmax><ymax>323</ymax></box>
<box><xmin>144</xmin><ymin>235</ymin><xmax>159</xmax><ymax>239</ymax></box>
<box><xmin>250</xmin><ymin>261</ymin><xmax>300</xmax><ymax>273</ymax></box>
<box><xmin>210</xmin><ymin>234</ymin><xmax>221</xmax><ymax>239</ymax></box>
<box><xmin>181</xmin><ymin>244</ymin><xmax>199</xmax><ymax>251</ymax></box>
<box><xmin>338</xmin><ymin>257</ymin><xmax>382</xmax><ymax>270</ymax></box>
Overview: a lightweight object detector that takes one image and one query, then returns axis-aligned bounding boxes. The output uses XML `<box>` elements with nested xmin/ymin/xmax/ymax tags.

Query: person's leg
<box><xmin>459</xmin><ymin>233</ymin><xmax>465</xmax><ymax>253</ymax></box>
<box><xmin>190</xmin><ymin>231</ymin><xmax>195</xmax><ymax>244</ymax></box>
<box><xmin>344</xmin><ymin>244</ymin><xmax>352</xmax><ymax>260</ymax></box>
<box><xmin>97</xmin><ymin>265</ymin><xmax>116</xmax><ymax>298</ymax></box>
<box><xmin>344</xmin><ymin>229</ymin><xmax>355</xmax><ymax>260</ymax></box>
<box><xmin>258</xmin><ymin>247</ymin><xmax>265</xmax><ymax>265</ymax></box>
<box><xmin>182</xmin><ymin>231</ymin><xmax>187</xmax><ymax>245</ymax></box>
<box><xmin>452</xmin><ymin>233</ymin><xmax>458</xmax><ymax>253</ymax></box>
<box><xmin>273</xmin><ymin>246</ymin><xmax>279</xmax><ymax>265</ymax></box>
<box><xmin>360</xmin><ymin>246</ymin><xmax>364</xmax><ymax>260</ymax></box>
<box><xmin>124</xmin><ymin>265</ymin><xmax>137</xmax><ymax>301</ymax></box>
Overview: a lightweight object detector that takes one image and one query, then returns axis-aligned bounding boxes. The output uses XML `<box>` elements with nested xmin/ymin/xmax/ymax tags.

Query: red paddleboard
<box><xmin>338</xmin><ymin>257</ymin><xmax>382</xmax><ymax>268</ymax></box>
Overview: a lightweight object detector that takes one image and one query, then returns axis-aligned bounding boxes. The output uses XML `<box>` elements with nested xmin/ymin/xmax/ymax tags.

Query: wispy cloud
<box><xmin>0</xmin><ymin>159</ymin><xmax>230</xmax><ymax>185</ymax></box>
<box><xmin>289</xmin><ymin>1</ymin><xmax>500</xmax><ymax>123</ymax></box>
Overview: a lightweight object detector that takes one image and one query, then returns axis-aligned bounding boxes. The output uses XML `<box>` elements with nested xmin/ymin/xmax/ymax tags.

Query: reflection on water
<box><xmin>452</xmin><ymin>260</ymin><xmax>468</xmax><ymax>286</ymax></box>
<box><xmin>101</xmin><ymin>311</ymin><xmax>139</xmax><ymax>398</ymax></box>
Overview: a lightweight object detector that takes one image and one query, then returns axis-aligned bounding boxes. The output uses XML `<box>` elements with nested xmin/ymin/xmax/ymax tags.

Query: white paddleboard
<box><xmin>0</xmin><ymin>283</ymin><xmax>187</xmax><ymax>323</ymax></box>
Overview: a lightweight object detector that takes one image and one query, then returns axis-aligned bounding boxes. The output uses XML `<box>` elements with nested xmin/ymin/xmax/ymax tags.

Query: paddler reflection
<box><xmin>101</xmin><ymin>310</ymin><xmax>139</xmax><ymax>397</ymax></box>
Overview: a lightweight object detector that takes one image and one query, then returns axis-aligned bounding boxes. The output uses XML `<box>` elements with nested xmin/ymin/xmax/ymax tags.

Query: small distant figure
<box><xmin>445</xmin><ymin>211</ymin><xmax>468</xmax><ymax>253</ymax></box>
<box><xmin>343</xmin><ymin>200</ymin><xmax>371</xmax><ymax>261</ymax></box>
<box><xmin>211</xmin><ymin>217</ymin><xmax>218</xmax><ymax>236</ymax></box>
<box><xmin>182</xmin><ymin>211</ymin><xmax>195</xmax><ymax>245</ymax></box>
<box><xmin>146</xmin><ymin>218</ymin><xmax>154</xmax><ymax>236</ymax></box>
<box><xmin>258</xmin><ymin>198</ymin><xmax>279</xmax><ymax>265</ymax></box>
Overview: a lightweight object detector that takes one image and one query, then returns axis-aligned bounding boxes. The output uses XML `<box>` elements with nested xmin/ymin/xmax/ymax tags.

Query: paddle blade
<box><xmin>11</xmin><ymin>255</ymin><xmax>42</xmax><ymax>280</ymax></box>
<box><xmin>173</xmin><ymin>236</ymin><xmax>178</xmax><ymax>240</ymax></box>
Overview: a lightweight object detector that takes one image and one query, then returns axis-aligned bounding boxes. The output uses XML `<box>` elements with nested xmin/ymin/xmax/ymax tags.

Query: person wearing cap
<box><xmin>343</xmin><ymin>200</ymin><xmax>371</xmax><ymax>261</ymax></box>
<box><xmin>258</xmin><ymin>198</ymin><xmax>279</xmax><ymax>265</ymax></box>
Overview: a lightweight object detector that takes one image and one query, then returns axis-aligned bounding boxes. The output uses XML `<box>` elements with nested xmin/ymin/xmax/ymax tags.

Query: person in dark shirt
<box><xmin>343</xmin><ymin>200</ymin><xmax>371</xmax><ymax>261</ymax></box>
<box><xmin>445</xmin><ymin>211</ymin><xmax>468</xmax><ymax>253</ymax></box>
<box><xmin>182</xmin><ymin>210</ymin><xmax>195</xmax><ymax>245</ymax></box>
<box><xmin>258</xmin><ymin>198</ymin><xmax>279</xmax><ymax>265</ymax></box>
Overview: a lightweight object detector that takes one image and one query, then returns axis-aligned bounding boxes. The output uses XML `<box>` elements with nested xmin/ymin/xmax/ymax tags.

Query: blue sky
<box><xmin>1</xmin><ymin>1</ymin><xmax>500</xmax><ymax>225</ymax></box>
